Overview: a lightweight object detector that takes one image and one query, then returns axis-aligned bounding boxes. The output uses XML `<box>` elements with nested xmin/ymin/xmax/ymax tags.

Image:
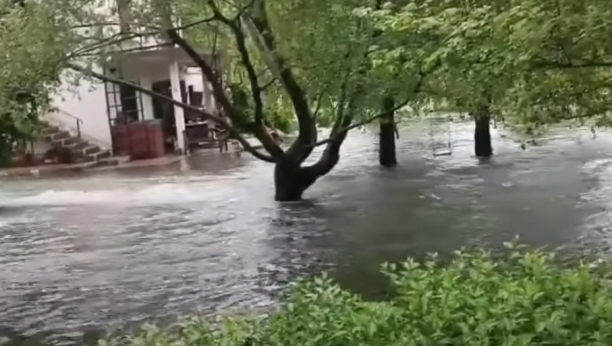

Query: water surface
<box><xmin>1</xmin><ymin>120</ymin><xmax>612</xmax><ymax>344</ymax></box>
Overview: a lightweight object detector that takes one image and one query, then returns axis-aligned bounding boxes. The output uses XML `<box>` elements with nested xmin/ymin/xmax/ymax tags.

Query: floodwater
<box><xmin>2</xmin><ymin>120</ymin><xmax>612</xmax><ymax>344</ymax></box>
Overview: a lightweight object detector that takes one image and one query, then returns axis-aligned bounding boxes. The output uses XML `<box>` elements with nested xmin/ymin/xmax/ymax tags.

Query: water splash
<box><xmin>1</xmin><ymin>183</ymin><xmax>245</xmax><ymax>208</ymax></box>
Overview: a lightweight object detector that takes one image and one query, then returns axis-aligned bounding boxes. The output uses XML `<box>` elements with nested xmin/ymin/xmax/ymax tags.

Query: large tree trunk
<box><xmin>379</xmin><ymin>96</ymin><xmax>397</xmax><ymax>167</ymax></box>
<box><xmin>474</xmin><ymin>115</ymin><xmax>493</xmax><ymax>158</ymax></box>
<box><xmin>274</xmin><ymin>161</ymin><xmax>319</xmax><ymax>201</ymax></box>
<box><xmin>274</xmin><ymin>129</ymin><xmax>346</xmax><ymax>201</ymax></box>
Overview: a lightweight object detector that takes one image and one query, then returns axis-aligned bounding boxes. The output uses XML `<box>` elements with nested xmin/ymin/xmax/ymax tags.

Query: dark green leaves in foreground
<box><xmin>104</xmin><ymin>245</ymin><xmax>612</xmax><ymax>346</ymax></box>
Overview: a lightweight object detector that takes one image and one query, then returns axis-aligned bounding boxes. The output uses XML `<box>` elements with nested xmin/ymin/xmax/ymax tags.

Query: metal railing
<box><xmin>48</xmin><ymin>107</ymin><xmax>84</xmax><ymax>138</ymax></box>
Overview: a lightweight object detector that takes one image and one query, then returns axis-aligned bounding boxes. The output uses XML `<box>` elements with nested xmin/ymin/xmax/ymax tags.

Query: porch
<box><xmin>104</xmin><ymin>46</ymin><xmax>227</xmax><ymax>158</ymax></box>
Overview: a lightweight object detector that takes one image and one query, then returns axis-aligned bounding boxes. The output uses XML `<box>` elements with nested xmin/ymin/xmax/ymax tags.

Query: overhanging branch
<box><xmin>246</xmin><ymin>2</ymin><xmax>316</xmax><ymax>154</ymax></box>
<box><xmin>309</xmin><ymin>95</ymin><xmax>413</xmax><ymax>148</ymax></box>
<box><xmin>67</xmin><ymin>63</ymin><xmax>276</xmax><ymax>163</ymax></box>
<box><xmin>67</xmin><ymin>16</ymin><xmax>218</xmax><ymax>60</ymax></box>
<box><xmin>311</xmin><ymin>65</ymin><xmax>431</xmax><ymax>148</ymax></box>
<box><xmin>165</xmin><ymin>29</ymin><xmax>285</xmax><ymax>159</ymax></box>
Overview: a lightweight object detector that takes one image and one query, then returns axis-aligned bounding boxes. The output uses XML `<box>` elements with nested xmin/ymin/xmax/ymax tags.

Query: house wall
<box><xmin>46</xmin><ymin>67</ymin><xmax>112</xmax><ymax>149</ymax></box>
<box><xmin>121</xmin><ymin>61</ymin><xmax>170</xmax><ymax>121</ymax></box>
<box><xmin>32</xmin><ymin>140</ymin><xmax>53</xmax><ymax>158</ymax></box>
<box><xmin>184</xmin><ymin>68</ymin><xmax>215</xmax><ymax>112</ymax></box>
<box><xmin>46</xmin><ymin>49</ymin><xmax>215</xmax><ymax>154</ymax></box>
<box><xmin>43</xmin><ymin>0</ymin><xmax>212</xmax><ymax>154</ymax></box>
<box><xmin>185</xmin><ymin>68</ymin><xmax>204</xmax><ymax>92</ymax></box>
<box><xmin>121</xmin><ymin>60</ymin><xmax>209</xmax><ymax>121</ymax></box>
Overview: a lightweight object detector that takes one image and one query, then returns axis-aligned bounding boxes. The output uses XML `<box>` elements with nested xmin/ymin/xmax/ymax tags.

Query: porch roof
<box><xmin>107</xmin><ymin>46</ymin><xmax>224</xmax><ymax>74</ymax></box>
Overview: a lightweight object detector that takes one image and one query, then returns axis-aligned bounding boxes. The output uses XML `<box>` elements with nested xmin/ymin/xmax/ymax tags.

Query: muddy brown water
<box><xmin>1</xmin><ymin>120</ymin><xmax>612</xmax><ymax>344</ymax></box>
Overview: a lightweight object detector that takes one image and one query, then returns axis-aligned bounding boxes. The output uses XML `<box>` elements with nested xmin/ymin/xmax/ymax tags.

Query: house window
<box><xmin>119</xmin><ymin>84</ymin><xmax>139</xmax><ymax>123</ymax></box>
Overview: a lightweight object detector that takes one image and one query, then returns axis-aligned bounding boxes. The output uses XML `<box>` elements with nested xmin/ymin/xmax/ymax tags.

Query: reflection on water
<box><xmin>1</xmin><ymin>120</ymin><xmax>612</xmax><ymax>344</ymax></box>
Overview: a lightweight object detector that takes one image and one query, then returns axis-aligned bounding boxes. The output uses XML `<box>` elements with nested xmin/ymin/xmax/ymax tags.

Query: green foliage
<box><xmin>370</xmin><ymin>0</ymin><xmax>612</xmax><ymax>131</ymax></box>
<box><xmin>0</xmin><ymin>0</ymin><xmax>73</xmax><ymax>163</ymax></box>
<box><xmin>177</xmin><ymin>0</ymin><xmax>395</xmax><ymax>131</ymax></box>
<box><xmin>104</xmin><ymin>245</ymin><xmax>612</xmax><ymax>346</ymax></box>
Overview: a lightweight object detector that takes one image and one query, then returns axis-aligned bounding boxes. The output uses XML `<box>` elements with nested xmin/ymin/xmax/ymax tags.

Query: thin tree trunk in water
<box><xmin>474</xmin><ymin>115</ymin><xmax>493</xmax><ymax>158</ymax></box>
<box><xmin>379</xmin><ymin>96</ymin><xmax>397</xmax><ymax>167</ymax></box>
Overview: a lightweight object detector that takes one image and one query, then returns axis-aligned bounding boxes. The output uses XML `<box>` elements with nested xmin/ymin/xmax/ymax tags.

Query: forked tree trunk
<box><xmin>274</xmin><ymin>161</ymin><xmax>319</xmax><ymax>201</ymax></box>
<box><xmin>474</xmin><ymin>115</ymin><xmax>493</xmax><ymax>158</ymax></box>
<box><xmin>274</xmin><ymin>135</ymin><xmax>345</xmax><ymax>201</ymax></box>
<box><xmin>379</xmin><ymin>96</ymin><xmax>397</xmax><ymax>167</ymax></box>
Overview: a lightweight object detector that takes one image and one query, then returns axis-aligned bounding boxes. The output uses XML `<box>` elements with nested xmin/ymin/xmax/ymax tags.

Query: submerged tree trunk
<box><xmin>274</xmin><ymin>128</ymin><xmax>346</xmax><ymax>201</ymax></box>
<box><xmin>274</xmin><ymin>161</ymin><xmax>319</xmax><ymax>201</ymax></box>
<box><xmin>379</xmin><ymin>96</ymin><xmax>397</xmax><ymax>167</ymax></box>
<box><xmin>474</xmin><ymin>114</ymin><xmax>493</xmax><ymax>158</ymax></box>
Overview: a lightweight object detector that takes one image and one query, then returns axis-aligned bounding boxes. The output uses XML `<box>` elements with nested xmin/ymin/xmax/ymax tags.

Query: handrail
<box><xmin>49</xmin><ymin>107</ymin><xmax>84</xmax><ymax>138</ymax></box>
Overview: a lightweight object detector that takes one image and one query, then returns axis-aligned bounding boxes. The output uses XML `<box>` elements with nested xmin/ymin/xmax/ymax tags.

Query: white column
<box><xmin>139</xmin><ymin>75</ymin><xmax>154</xmax><ymax>120</ymax></box>
<box><xmin>201</xmin><ymin>76</ymin><xmax>211</xmax><ymax>112</ymax></box>
<box><xmin>207</xmin><ymin>82</ymin><xmax>215</xmax><ymax>114</ymax></box>
<box><xmin>169</xmin><ymin>61</ymin><xmax>186</xmax><ymax>154</ymax></box>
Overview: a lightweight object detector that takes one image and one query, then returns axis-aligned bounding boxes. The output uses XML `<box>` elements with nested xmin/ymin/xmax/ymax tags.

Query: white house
<box><xmin>44</xmin><ymin>0</ymin><xmax>223</xmax><ymax>159</ymax></box>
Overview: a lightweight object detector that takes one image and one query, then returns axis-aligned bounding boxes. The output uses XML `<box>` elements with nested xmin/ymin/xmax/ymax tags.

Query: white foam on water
<box><xmin>1</xmin><ymin>182</ymin><xmax>234</xmax><ymax>207</ymax></box>
<box><xmin>579</xmin><ymin>158</ymin><xmax>612</xmax><ymax>210</ymax></box>
<box><xmin>581</xmin><ymin>158</ymin><xmax>612</xmax><ymax>177</ymax></box>
<box><xmin>0</xmin><ymin>213</ymin><xmax>45</xmax><ymax>228</ymax></box>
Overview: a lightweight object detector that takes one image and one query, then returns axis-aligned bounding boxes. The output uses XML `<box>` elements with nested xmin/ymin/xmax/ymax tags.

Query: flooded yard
<box><xmin>1</xmin><ymin>121</ymin><xmax>612</xmax><ymax>344</ymax></box>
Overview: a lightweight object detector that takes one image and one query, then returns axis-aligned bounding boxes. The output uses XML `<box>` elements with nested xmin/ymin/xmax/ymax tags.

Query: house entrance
<box><xmin>152</xmin><ymin>80</ymin><xmax>187</xmax><ymax>152</ymax></box>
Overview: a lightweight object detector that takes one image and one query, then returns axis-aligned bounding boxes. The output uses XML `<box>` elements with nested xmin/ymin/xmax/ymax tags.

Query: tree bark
<box><xmin>474</xmin><ymin>114</ymin><xmax>493</xmax><ymax>158</ymax></box>
<box><xmin>274</xmin><ymin>161</ymin><xmax>319</xmax><ymax>201</ymax></box>
<box><xmin>274</xmin><ymin>119</ymin><xmax>348</xmax><ymax>202</ymax></box>
<box><xmin>379</xmin><ymin>96</ymin><xmax>397</xmax><ymax>167</ymax></box>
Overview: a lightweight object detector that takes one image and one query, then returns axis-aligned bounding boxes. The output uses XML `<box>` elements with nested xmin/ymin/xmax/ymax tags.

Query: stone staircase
<box><xmin>41</xmin><ymin>124</ymin><xmax>112</xmax><ymax>162</ymax></box>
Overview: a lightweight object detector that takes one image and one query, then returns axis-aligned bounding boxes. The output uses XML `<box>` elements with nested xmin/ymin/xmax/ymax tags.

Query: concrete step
<box><xmin>95</xmin><ymin>151</ymin><xmax>111</xmax><ymax>160</ymax></box>
<box><xmin>63</xmin><ymin>137</ymin><xmax>82</xmax><ymax>147</ymax></box>
<box><xmin>84</xmin><ymin>151</ymin><xmax>111</xmax><ymax>162</ymax></box>
<box><xmin>41</xmin><ymin>122</ymin><xmax>111</xmax><ymax>163</ymax></box>
<box><xmin>91</xmin><ymin>157</ymin><xmax>121</xmax><ymax>167</ymax></box>
<box><xmin>41</xmin><ymin>127</ymin><xmax>57</xmax><ymax>137</ymax></box>
<box><xmin>52</xmin><ymin>136</ymin><xmax>82</xmax><ymax>147</ymax></box>
<box><xmin>63</xmin><ymin>142</ymin><xmax>90</xmax><ymax>155</ymax></box>
<box><xmin>83</xmin><ymin>146</ymin><xmax>101</xmax><ymax>156</ymax></box>
<box><xmin>51</xmin><ymin>131</ymin><xmax>70</xmax><ymax>141</ymax></box>
<box><xmin>50</xmin><ymin>131</ymin><xmax>70</xmax><ymax>141</ymax></box>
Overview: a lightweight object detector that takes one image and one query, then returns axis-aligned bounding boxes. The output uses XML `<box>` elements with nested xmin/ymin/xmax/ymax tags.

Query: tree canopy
<box><xmin>0</xmin><ymin>0</ymin><xmax>72</xmax><ymax>163</ymax></box>
<box><xmin>5</xmin><ymin>0</ymin><xmax>612</xmax><ymax>194</ymax></box>
<box><xmin>370</xmin><ymin>0</ymin><xmax>612</xmax><ymax>131</ymax></box>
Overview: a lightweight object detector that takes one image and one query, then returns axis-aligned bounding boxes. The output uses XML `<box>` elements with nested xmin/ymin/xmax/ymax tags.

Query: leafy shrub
<box><xmin>103</xmin><ymin>244</ymin><xmax>612</xmax><ymax>346</ymax></box>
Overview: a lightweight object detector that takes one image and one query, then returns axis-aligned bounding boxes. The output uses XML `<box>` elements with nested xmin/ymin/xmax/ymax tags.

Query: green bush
<box><xmin>103</xmin><ymin>244</ymin><xmax>612</xmax><ymax>346</ymax></box>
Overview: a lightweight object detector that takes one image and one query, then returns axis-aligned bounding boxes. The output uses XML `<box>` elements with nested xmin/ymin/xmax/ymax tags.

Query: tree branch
<box><xmin>311</xmin><ymin>64</ymin><xmax>431</xmax><ymax>149</ymax></box>
<box><xmin>245</xmin><ymin>2</ymin><xmax>316</xmax><ymax>160</ymax></box>
<box><xmin>302</xmin><ymin>99</ymin><xmax>356</xmax><ymax>177</ymax></box>
<box><xmin>164</xmin><ymin>32</ymin><xmax>229</xmax><ymax>111</ymax></box>
<box><xmin>260</xmin><ymin>78</ymin><xmax>276</xmax><ymax>91</ymax></box>
<box><xmin>165</xmin><ymin>27</ymin><xmax>285</xmax><ymax>160</ymax></box>
<box><xmin>67</xmin><ymin>63</ymin><xmax>276</xmax><ymax>163</ymax></box>
<box><xmin>209</xmin><ymin>1</ymin><xmax>265</xmax><ymax>125</ymax></box>
<box><xmin>313</xmin><ymin>92</ymin><xmax>326</xmax><ymax>119</ymax></box>
<box><xmin>209</xmin><ymin>0</ymin><xmax>281</xmax><ymax>157</ymax></box>
<box><xmin>309</xmin><ymin>97</ymin><xmax>411</xmax><ymax>148</ymax></box>
<box><xmin>67</xmin><ymin>16</ymin><xmax>217</xmax><ymax>60</ymax></box>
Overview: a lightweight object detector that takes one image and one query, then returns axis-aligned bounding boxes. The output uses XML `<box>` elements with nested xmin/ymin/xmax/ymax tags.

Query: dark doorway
<box><xmin>151</xmin><ymin>80</ymin><xmax>187</xmax><ymax>152</ymax></box>
<box><xmin>188</xmin><ymin>86</ymin><xmax>203</xmax><ymax>107</ymax></box>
